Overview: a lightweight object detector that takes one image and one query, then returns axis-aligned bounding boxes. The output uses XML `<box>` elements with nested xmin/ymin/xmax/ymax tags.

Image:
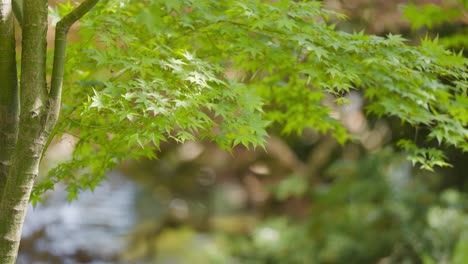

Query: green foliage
<box><xmin>452</xmin><ymin>234</ymin><xmax>468</xmax><ymax>264</ymax></box>
<box><xmin>224</xmin><ymin>150</ymin><xmax>399</xmax><ymax>263</ymax></box>
<box><xmin>397</xmin><ymin>139</ymin><xmax>452</xmax><ymax>171</ymax></box>
<box><xmin>402</xmin><ymin>3</ymin><xmax>463</xmax><ymax>30</ymax></box>
<box><xmin>223</xmin><ymin>150</ymin><xmax>468</xmax><ymax>264</ymax></box>
<box><xmin>402</xmin><ymin>0</ymin><xmax>468</xmax><ymax>49</ymax></box>
<box><xmin>32</xmin><ymin>0</ymin><xmax>468</xmax><ymax>202</ymax></box>
<box><xmin>417</xmin><ymin>189</ymin><xmax>468</xmax><ymax>264</ymax></box>
<box><xmin>273</xmin><ymin>174</ymin><xmax>308</xmax><ymax>200</ymax></box>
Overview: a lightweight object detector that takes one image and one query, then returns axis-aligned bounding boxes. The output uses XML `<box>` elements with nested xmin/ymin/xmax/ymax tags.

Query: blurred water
<box><xmin>18</xmin><ymin>171</ymin><xmax>138</xmax><ymax>264</ymax></box>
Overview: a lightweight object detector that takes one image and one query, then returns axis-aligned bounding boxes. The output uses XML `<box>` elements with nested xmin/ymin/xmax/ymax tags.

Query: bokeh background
<box><xmin>17</xmin><ymin>0</ymin><xmax>468</xmax><ymax>263</ymax></box>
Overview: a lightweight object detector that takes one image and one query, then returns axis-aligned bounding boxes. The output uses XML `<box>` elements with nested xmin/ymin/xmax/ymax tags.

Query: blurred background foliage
<box><xmin>18</xmin><ymin>0</ymin><xmax>468</xmax><ymax>263</ymax></box>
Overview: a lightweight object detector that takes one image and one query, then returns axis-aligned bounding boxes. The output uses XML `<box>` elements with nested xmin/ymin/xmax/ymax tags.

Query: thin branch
<box><xmin>11</xmin><ymin>0</ymin><xmax>22</xmax><ymax>27</ymax></box>
<box><xmin>49</xmin><ymin>0</ymin><xmax>100</xmax><ymax>103</ymax></box>
<box><xmin>43</xmin><ymin>0</ymin><xmax>100</xmax><ymax>160</ymax></box>
<box><xmin>46</xmin><ymin>0</ymin><xmax>100</xmax><ymax>136</ymax></box>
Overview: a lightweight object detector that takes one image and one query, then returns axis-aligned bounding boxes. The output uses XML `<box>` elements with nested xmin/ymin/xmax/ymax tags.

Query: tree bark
<box><xmin>0</xmin><ymin>0</ymin><xmax>100</xmax><ymax>262</ymax></box>
<box><xmin>12</xmin><ymin>0</ymin><xmax>22</xmax><ymax>26</ymax></box>
<box><xmin>0</xmin><ymin>0</ymin><xmax>48</xmax><ymax>262</ymax></box>
<box><xmin>0</xmin><ymin>0</ymin><xmax>19</xmax><ymax>203</ymax></box>
<box><xmin>47</xmin><ymin>0</ymin><xmax>100</xmax><ymax>134</ymax></box>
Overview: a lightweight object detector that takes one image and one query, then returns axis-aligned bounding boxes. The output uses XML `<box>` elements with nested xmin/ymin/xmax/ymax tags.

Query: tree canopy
<box><xmin>32</xmin><ymin>0</ymin><xmax>467</xmax><ymax>202</ymax></box>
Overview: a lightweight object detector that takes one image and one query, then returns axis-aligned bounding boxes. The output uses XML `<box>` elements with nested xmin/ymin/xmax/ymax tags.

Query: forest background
<box><xmin>7</xmin><ymin>0</ymin><xmax>468</xmax><ymax>263</ymax></box>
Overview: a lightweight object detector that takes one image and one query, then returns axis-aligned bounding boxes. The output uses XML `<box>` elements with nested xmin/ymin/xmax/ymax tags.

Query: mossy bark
<box><xmin>0</xmin><ymin>0</ymin><xmax>99</xmax><ymax>262</ymax></box>
<box><xmin>0</xmin><ymin>0</ymin><xmax>48</xmax><ymax>263</ymax></box>
<box><xmin>0</xmin><ymin>0</ymin><xmax>19</xmax><ymax>203</ymax></box>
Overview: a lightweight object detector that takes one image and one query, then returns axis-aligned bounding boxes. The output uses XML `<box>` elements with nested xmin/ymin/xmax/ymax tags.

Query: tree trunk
<box><xmin>0</xmin><ymin>0</ymin><xmax>99</xmax><ymax>261</ymax></box>
<box><xmin>0</xmin><ymin>0</ymin><xmax>49</xmax><ymax>262</ymax></box>
<box><xmin>0</xmin><ymin>0</ymin><xmax>19</xmax><ymax>261</ymax></box>
<box><xmin>0</xmin><ymin>0</ymin><xmax>19</xmax><ymax>202</ymax></box>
